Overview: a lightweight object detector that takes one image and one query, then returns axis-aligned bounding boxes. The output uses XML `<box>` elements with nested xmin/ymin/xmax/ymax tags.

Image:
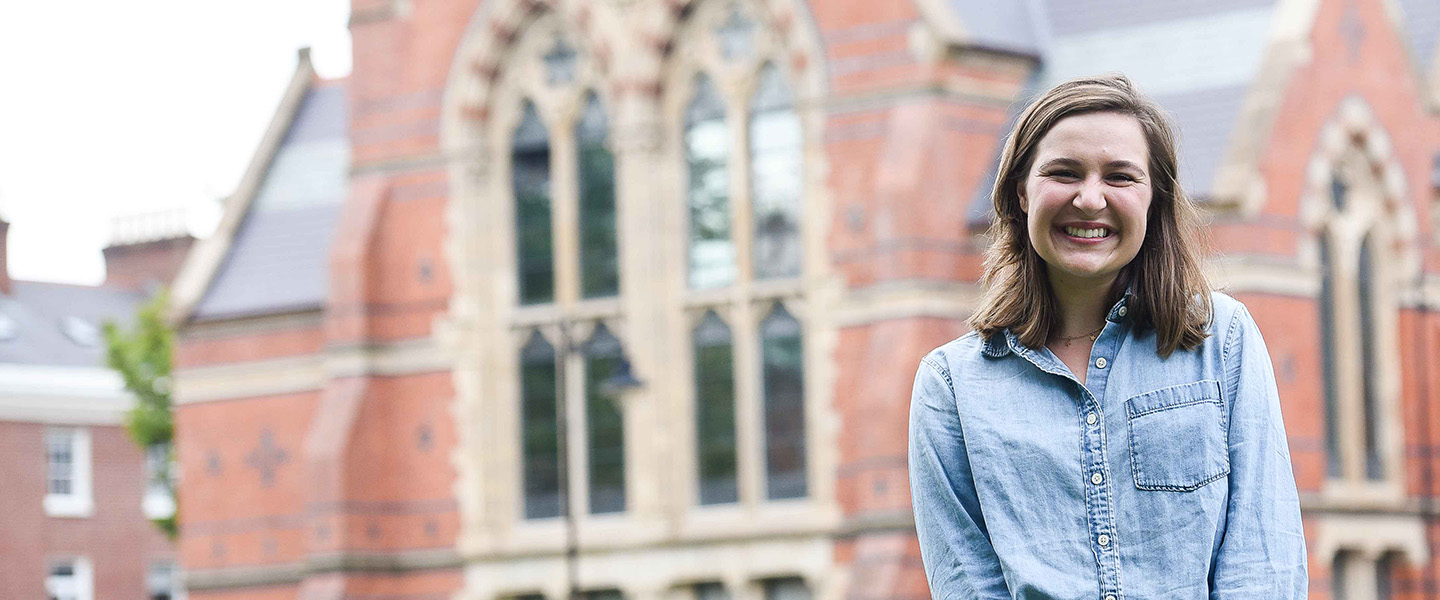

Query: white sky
<box><xmin>0</xmin><ymin>0</ymin><xmax>352</xmax><ymax>286</ymax></box>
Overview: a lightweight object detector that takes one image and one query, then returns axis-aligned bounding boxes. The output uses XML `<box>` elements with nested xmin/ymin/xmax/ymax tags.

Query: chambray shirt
<box><xmin>908</xmin><ymin>291</ymin><xmax>1306</xmax><ymax>599</ymax></box>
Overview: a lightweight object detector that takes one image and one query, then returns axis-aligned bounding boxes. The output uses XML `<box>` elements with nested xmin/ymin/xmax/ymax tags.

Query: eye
<box><xmin>1045</xmin><ymin>169</ymin><xmax>1080</xmax><ymax>181</ymax></box>
<box><xmin>1106</xmin><ymin>173</ymin><xmax>1138</xmax><ymax>184</ymax></box>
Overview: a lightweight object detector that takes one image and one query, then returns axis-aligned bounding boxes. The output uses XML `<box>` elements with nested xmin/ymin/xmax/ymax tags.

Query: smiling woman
<box><xmin>908</xmin><ymin>74</ymin><xmax>1308</xmax><ymax>598</ymax></box>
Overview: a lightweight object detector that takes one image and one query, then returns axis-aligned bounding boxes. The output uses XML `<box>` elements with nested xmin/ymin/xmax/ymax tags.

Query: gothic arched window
<box><xmin>520</xmin><ymin>330</ymin><xmax>560</xmax><ymax>519</ymax></box>
<box><xmin>748</xmin><ymin>63</ymin><xmax>802</xmax><ymax>279</ymax></box>
<box><xmin>585</xmin><ymin>324</ymin><xmax>628</xmax><ymax>514</ymax></box>
<box><xmin>685</xmin><ymin>73</ymin><xmax>734</xmax><ymax>290</ymax></box>
<box><xmin>495</xmin><ymin>17</ymin><xmax>628</xmax><ymax>522</ymax></box>
<box><xmin>514</xmin><ymin>101</ymin><xmax>554</xmax><ymax>305</ymax></box>
<box><xmin>577</xmin><ymin>93</ymin><xmax>619</xmax><ymax>298</ymax></box>
<box><xmin>694</xmin><ymin>310</ymin><xmax>738</xmax><ymax>505</ymax></box>
<box><xmin>668</xmin><ymin>0</ymin><xmax>811</xmax><ymax>508</ymax></box>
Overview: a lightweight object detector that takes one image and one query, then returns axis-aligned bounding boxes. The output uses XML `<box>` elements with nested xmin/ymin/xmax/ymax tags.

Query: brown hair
<box><xmin>968</xmin><ymin>73</ymin><xmax>1212</xmax><ymax>358</ymax></box>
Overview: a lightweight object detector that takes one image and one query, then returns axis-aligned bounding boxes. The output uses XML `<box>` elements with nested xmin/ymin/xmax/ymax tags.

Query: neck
<box><xmin>1048</xmin><ymin>269</ymin><xmax>1123</xmax><ymax>339</ymax></box>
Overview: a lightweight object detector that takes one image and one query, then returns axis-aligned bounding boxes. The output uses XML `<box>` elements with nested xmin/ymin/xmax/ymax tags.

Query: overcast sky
<box><xmin>0</xmin><ymin>0</ymin><xmax>351</xmax><ymax>286</ymax></box>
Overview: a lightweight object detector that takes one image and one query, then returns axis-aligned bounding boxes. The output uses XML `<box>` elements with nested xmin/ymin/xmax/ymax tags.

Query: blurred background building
<box><xmin>163</xmin><ymin>1</ymin><xmax>1440</xmax><ymax>600</ymax></box>
<box><xmin>0</xmin><ymin>211</ymin><xmax>190</xmax><ymax>599</ymax></box>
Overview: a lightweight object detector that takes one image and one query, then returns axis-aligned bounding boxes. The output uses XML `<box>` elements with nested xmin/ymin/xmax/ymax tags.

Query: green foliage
<box><xmin>102</xmin><ymin>289</ymin><xmax>177</xmax><ymax>539</ymax></box>
<box><xmin>103</xmin><ymin>290</ymin><xmax>173</xmax><ymax>447</ymax></box>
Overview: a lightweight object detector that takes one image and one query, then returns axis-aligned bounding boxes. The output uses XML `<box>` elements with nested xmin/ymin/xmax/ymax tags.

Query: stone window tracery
<box><xmin>668</xmin><ymin>0</ymin><xmax>810</xmax><ymax>507</ymax></box>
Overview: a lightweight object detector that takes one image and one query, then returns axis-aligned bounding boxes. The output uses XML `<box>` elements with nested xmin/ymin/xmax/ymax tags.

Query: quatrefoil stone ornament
<box><xmin>543</xmin><ymin>34</ymin><xmax>577</xmax><ymax>86</ymax></box>
<box><xmin>717</xmin><ymin>4</ymin><xmax>755</xmax><ymax>62</ymax></box>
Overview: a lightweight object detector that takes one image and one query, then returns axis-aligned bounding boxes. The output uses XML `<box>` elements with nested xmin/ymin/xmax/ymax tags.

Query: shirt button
<box><xmin>1094</xmin><ymin>357</ymin><xmax>1107</xmax><ymax>369</ymax></box>
<box><xmin>1091</xmin><ymin>472</ymin><xmax>1103</xmax><ymax>485</ymax></box>
<box><xmin>1118</xmin><ymin>306</ymin><xmax>1128</xmax><ymax>317</ymax></box>
<box><xmin>1098</xmin><ymin>534</ymin><xmax>1110</xmax><ymax>547</ymax></box>
<box><xmin>1086</xmin><ymin>412</ymin><xmax>1097</xmax><ymax>425</ymax></box>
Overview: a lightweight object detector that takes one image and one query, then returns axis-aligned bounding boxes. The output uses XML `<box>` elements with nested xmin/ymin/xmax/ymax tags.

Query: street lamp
<box><xmin>553</xmin><ymin>321</ymin><xmax>645</xmax><ymax>600</ymax></box>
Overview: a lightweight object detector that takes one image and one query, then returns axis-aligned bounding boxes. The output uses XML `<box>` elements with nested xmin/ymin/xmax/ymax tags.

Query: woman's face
<box><xmin>1018</xmin><ymin>111</ymin><xmax>1153</xmax><ymax>288</ymax></box>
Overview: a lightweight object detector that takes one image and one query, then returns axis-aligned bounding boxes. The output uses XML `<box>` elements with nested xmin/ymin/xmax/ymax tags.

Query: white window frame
<box><xmin>45</xmin><ymin>556</ymin><xmax>94</xmax><ymax>600</ymax></box>
<box><xmin>44</xmin><ymin>427</ymin><xmax>94</xmax><ymax>518</ymax></box>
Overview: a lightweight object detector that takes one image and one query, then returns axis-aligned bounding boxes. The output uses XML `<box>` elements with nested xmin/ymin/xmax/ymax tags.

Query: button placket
<box><xmin>1081</xmin><ymin>311</ymin><xmax>1125</xmax><ymax>599</ymax></box>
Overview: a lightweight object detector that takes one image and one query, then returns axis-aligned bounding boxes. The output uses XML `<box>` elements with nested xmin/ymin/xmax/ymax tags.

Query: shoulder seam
<box><xmin>920</xmin><ymin>355</ymin><xmax>954</xmax><ymax>389</ymax></box>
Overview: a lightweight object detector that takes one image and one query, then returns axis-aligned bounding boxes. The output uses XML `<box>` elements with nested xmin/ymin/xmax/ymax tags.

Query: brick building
<box><xmin>169</xmin><ymin>1</ymin><xmax>1440</xmax><ymax>599</ymax></box>
<box><xmin>0</xmin><ymin>211</ymin><xmax>192</xmax><ymax>599</ymax></box>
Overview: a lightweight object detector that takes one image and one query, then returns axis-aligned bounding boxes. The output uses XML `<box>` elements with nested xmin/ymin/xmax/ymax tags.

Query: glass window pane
<box><xmin>685</xmin><ymin>73</ymin><xmax>735</xmax><ymax>290</ymax></box>
<box><xmin>1359</xmin><ymin>232</ymin><xmax>1383</xmax><ymax>480</ymax></box>
<box><xmin>1319</xmin><ymin>232</ymin><xmax>1342</xmax><ymax>478</ymax></box>
<box><xmin>696</xmin><ymin>582</ymin><xmax>730</xmax><ymax>600</ymax></box>
<box><xmin>585</xmin><ymin>325</ymin><xmax>626</xmax><ymax>514</ymax></box>
<box><xmin>577</xmin><ymin>93</ymin><xmax>620</xmax><ymax>298</ymax></box>
<box><xmin>1332</xmin><ymin>551</ymin><xmax>1352</xmax><ymax>600</ymax></box>
<box><xmin>761</xmin><ymin>304</ymin><xmax>806</xmax><ymax>500</ymax></box>
<box><xmin>47</xmin><ymin>429</ymin><xmax>74</xmax><ymax>496</ymax></box>
<box><xmin>1376</xmin><ymin>552</ymin><xmax>1396</xmax><ymax>600</ymax></box>
<box><xmin>514</xmin><ymin>101</ymin><xmax>554</xmax><ymax>305</ymax></box>
<box><xmin>521</xmin><ymin>331</ymin><xmax>562</xmax><ymax>519</ymax></box>
<box><xmin>694</xmin><ymin>311</ymin><xmax>737</xmax><ymax>505</ymax></box>
<box><xmin>47</xmin><ymin>560</ymin><xmax>78</xmax><ymax>600</ymax></box>
<box><xmin>762</xmin><ymin>577</ymin><xmax>810</xmax><ymax>600</ymax></box>
<box><xmin>749</xmin><ymin>64</ymin><xmax>802</xmax><ymax>280</ymax></box>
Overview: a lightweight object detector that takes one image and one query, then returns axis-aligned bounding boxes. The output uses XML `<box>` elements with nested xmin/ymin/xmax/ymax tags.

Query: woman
<box><xmin>907</xmin><ymin>74</ymin><xmax>1307</xmax><ymax>599</ymax></box>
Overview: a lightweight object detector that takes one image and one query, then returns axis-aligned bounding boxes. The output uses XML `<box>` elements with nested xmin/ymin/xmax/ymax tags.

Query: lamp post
<box><xmin>553</xmin><ymin>321</ymin><xmax>644</xmax><ymax>600</ymax></box>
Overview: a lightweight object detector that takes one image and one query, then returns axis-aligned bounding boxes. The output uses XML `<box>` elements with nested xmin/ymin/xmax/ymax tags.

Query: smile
<box><xmin>1062</xmin><ymin>226</ymin><xmax>1113</xmax><ymax>239</ymax></box>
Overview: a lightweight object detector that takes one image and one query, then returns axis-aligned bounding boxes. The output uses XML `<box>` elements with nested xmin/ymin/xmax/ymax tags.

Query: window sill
<box><xmin>44</xmin><ymin>494</ymin><xmax>94</xmax><ymax>519</ymax></box>
<box><xmin>144</xmin><ymin>492</ymin><xmax>176</xmax><ymax>520</ymax></box>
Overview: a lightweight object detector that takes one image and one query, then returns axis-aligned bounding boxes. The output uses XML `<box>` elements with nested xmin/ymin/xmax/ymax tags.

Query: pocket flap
<box><xmin>1125</xmin><ymin>379</ymin><xmax>1223</xmax><ymax>419</ymax></box>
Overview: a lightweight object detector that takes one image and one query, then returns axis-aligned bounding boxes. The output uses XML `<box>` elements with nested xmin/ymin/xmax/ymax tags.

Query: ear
<box><xmin>1017</xmin><ymin>181</ymin><xmax>1029</xmax><ymax>214</ymax></box>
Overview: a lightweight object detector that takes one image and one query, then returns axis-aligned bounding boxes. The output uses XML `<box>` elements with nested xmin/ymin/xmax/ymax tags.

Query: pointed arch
<box><xmin>1299</xmin><ymin>96</ymin><xmax>1417</xmax><ymax>495</ymax></box>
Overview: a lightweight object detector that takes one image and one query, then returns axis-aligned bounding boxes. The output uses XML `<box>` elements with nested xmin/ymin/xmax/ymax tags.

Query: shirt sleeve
<box><xmin>908</xmin><ymin>354</ymin><xmax>1011</xmax><ymax>599</ymax></box>
<box><xmin>1209</xmin><ymin>304</ymin><xmax>1309</xmax><ymax>598</ymax></box>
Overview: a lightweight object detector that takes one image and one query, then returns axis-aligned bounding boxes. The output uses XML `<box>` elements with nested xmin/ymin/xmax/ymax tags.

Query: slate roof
<box><xmin>191</xmin><ymin>81</ymin><xmax>349</xmax><ymax>321</ymax></box>
<box><xmin>1396</xmin><ymin>0</ymin><xmax>1440</xmax><ymax>77</ymax></box>
<box><xmin>959</xmin><ymin>0</ymin><xmax>1440</xmax><ymax>225</ymax></box>
<box><xmin>0</xmin><ymin>281</ymin><xmax>145</xmax><ymax>367</ymax></box>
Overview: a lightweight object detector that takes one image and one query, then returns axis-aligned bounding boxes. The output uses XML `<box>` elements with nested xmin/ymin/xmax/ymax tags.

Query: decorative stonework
<box><xmin>439</xmin><ymin>0</ymin><xmax>838</xmax><ymax>598</ymax></box>
<box><xmin>245</xmin><ymin>428</ymin><xmax>289</xmax><ymax>489</ymax></box>
<box><xmin>1299</xmin><ymin>96</ymin><xmax>1417</xmax><ymax>505</ymax></box>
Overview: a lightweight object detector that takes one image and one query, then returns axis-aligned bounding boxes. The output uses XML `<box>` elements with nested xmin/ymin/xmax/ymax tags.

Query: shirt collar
<box><xmin>979</xmin><ymin>283</ymin><xmax>1134</xmax><ymax>359</ymax></box>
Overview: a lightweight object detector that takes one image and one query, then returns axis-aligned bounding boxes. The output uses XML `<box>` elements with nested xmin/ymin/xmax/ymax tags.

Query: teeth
<box><xmin>1064</xmin><ymin>226</ymin><xmax>1111</xmax><ymax>239</ymax></box>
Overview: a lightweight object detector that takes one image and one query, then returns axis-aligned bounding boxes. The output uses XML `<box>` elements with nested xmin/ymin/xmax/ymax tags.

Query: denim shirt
<box><xmin>908</xmin><ymin>291</ymin><xmax>1306</xmax><ymax>599</ymax></box>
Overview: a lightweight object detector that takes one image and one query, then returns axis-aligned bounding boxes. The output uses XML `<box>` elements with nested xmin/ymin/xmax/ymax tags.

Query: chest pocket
<box><xmin>1125</xmin><ymin>379</ymin><xmax>1229</xmax><ymax>492</ymax></box>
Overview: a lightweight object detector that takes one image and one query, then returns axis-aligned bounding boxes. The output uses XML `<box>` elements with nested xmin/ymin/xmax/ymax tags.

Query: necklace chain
<box><xmin>1054</xmin><ymin>324</ymin><xmax>1106</xmax><ymax>347</ymax></box>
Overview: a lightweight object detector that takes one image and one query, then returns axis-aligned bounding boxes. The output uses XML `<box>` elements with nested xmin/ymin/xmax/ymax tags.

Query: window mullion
<box><xmin>1334</xmin><ymin>224</ymin><xmax>1367</xmax><ymax>482</ymax></box>
<box><xmin>553</xmin><ymin>118</ymin><xmax>582</xmax><ymax>306</ymax></box>
<box><xmin>729</xmin><ymin>87</ymin><xmax>756</xmax><ymax>287</ymax></box>
<box><xmin>733</xmin><ymin>300</ymin><xmax>762</xmax><ymax>507</ymax></box>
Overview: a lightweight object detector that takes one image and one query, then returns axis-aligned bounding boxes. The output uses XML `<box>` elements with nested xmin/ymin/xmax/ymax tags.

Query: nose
<box><xmin>1072</xmin><ymin>177</ymin><xmax>1107</xmax><ymax>212</ymax></box>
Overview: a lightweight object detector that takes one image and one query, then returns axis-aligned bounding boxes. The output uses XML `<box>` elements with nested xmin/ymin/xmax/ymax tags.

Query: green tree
<box><xmin>103</xmin><ymin>289</ymin><xmax>177</xmax><ymax>539</ymax></box>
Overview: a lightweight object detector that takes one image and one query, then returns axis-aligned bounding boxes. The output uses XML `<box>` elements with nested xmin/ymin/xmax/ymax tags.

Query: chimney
<box><xmin>103</xmin><ymin>209</ymin><xmax>196</xmax><ymax>293</ymax></box>
<box><xmin>0</xmin><ymin>217</ymin><xmax>9</xmax><ymax>296</ymax></box>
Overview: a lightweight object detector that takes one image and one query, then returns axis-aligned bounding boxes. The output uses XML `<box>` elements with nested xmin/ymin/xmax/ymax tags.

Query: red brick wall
<box><xmin>1223</xmin><ymin>0</ymin><xmax>1440</xmax><ymax>596</ymax></box>
<box><xmin>0</xmin><ymin>421</ymin><xmax>174</xmax><ymax>598</ymax></box>
<box><xmin>174</xmin><ymin>0</ymin><xmax>1440</xmax><ymax>599</ymax></box>
<box><xmin>102</xmin><ymin>236</ymin><xmax>195</xmax><ymax>293</ymax></box>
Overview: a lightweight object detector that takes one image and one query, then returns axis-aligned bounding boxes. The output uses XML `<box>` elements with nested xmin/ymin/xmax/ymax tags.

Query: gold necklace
<box><xmin>1054</xmin><ymin>324</ymin><xmax>1105</xmax><ymax>347</ymax></box>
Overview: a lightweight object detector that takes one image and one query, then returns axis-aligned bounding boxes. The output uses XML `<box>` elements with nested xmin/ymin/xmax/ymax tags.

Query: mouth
<box><xmin>1057</xmin><ymin>224</ymin><xmax>1115</xmax><ymax>243</ymax></box>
